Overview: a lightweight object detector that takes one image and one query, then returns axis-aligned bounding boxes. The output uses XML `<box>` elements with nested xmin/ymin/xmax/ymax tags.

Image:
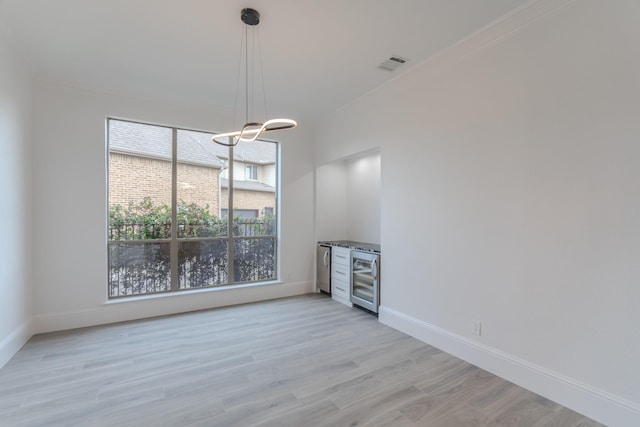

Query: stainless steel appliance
<box><xmin>316</xmin><ymin>244</ymin><xmax>331</xmax><ymax>294</ymax></box>
<box><xmin>350</xmin><ymin>250</ymin><xmax>380</xmax><ymax>313</ymax></box>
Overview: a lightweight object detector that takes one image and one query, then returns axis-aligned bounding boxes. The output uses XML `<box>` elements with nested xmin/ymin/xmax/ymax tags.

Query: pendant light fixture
<box><xmin>212</xmin><ymin>8</ymin><xmax>297</xmax><ymax>147</ymax></box>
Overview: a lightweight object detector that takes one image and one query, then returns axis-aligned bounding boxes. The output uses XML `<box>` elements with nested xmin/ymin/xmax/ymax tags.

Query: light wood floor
<box><xmin>0</xmin><ymin>294</ymin><xmax>603</xmax><ymax>427</ymax></box>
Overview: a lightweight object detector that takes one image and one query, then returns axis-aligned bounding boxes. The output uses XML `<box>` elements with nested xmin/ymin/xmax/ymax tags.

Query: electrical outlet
<box><xmin>472</xmin><ymin>320</ymin><xmax>482</xmax><ymax>336</ymax></box>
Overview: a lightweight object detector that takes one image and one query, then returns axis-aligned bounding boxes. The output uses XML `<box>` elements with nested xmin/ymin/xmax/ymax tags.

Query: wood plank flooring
<box><xmin>0</xmin><ymin>294</ymin><xmax>604</xmax><ymax>426</ymax></box>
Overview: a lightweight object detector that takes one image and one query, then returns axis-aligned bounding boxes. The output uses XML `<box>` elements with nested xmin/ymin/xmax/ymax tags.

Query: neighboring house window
<box><xmin>107</xmin><ymin>118</ymin><xmax>279</xmax><ymax>298</ymax></box>
<box><xmin>246</xmin><ymin>164</ymin><xmax>258</xmax><ymax>181</ymax></box>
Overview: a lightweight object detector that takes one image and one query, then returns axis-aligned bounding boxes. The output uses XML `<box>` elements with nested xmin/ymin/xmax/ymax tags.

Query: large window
<box><xmin>107</xmin><ymin>119</ymin><xmax>278</xmax><ymax>298</ymax></box>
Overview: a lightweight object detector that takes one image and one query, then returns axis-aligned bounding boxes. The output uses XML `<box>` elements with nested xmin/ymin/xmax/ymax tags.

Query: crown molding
<box><xmin>335</xmin><ymin>0</ymin><xmax>577</xmax><ymax>115</ymax></box>
<box><xmin>416</xmin><ymin>0</ymin><xmax>577</xmax><ymax>76</ymax></box>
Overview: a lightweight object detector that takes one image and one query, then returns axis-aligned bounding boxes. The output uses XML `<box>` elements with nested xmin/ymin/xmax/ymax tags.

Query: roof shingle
<box><xmin>108</xmin><ymin>120</ymin><xmax>226</xmax><ymax>168</ymax></box>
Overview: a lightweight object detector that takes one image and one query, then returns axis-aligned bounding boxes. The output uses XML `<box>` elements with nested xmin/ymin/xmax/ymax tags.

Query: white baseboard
<box><xmin>0</xmin><ymin>320</ymin><xmax>33</xmax><ymax>370</ymax></box>
<box><xmin>379</xmin><ymin>305</ymin><xmax>640</xmax><ymax>427</ymax></box>
<box><xmin>34</xmin><ymin>280</ymin><xmax>314</xmax><ymax>334</ymax></box>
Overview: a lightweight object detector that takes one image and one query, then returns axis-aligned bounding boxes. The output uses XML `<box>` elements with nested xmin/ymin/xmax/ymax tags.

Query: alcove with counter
<box><xmin>315</xmin><ymin>149</ymin><xmax>381</xmax><ymax>245</ymax></box>
<box><xmin>315</xmin><ymin>149</ymin><xmax>381</xmax><ymax>312</ymax></box>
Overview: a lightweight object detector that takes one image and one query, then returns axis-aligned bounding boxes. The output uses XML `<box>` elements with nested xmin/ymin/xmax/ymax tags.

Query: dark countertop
<box><xmin>318</xmin><ymin>240</ymin><xmax>381</xmax><ymax>254</ymax></box>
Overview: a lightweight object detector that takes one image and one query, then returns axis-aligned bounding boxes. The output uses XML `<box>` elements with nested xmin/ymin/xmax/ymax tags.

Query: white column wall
<box><xmin>345</xmin><ymin>152</ymin><xmax>381</xmax><ymax>244</ymax></box>
<box><xmin>315</xmin><ymin>160</ymin><xmax>348</xmax><ymax>242</ymax></box>
<box><xmin>315</xmin><ymin>1</ymin><xmax>640</xmax><ymax>425</ymax></box>
<box><xmin>315</xmin><ymin>151</ymin><xmax>381</xmax><ymax>244</ymax></box>
<box><xmin>0</xmin><ymin>31</ymin><xmax>33</xmax><ymax>367</ymax></box>
<box><xmin>31</xmin><ymin>81</ymin><xmax>315</xmax><ymax>332</ymax></box>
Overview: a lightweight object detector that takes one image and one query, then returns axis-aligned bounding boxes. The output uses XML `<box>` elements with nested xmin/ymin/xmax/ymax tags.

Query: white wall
<box><xmin>31</xmin><ymin>80</ymin><xmax>315</xmax><ymax>332</ymax></box>
<box><xmin>315</xmin><ymin>151</ymin><xmax>381</xmax><ymax>244</ymax></box>
<box><xmin>315</xmin><ymin>1</ymin><xmax>640</xmax><ymax>425</ymax></box>
<box><xmin>0</xmin><ymin>31</ymin><xmax>33</xmax><ymax>367</ymax></box>
<box><xmin>315</xmin><ymin>160</ymin><xmax>347</xmax><ymax>241</ymax></box>
<box><xmin>263</xmin><ymin>163</ymin><xmax>276</xmax><ymax>187</ymax></box>
<box><xmin>346</xmin><ymin>151</ymin><xmax>380</xmax><ymax>244</ymax></box>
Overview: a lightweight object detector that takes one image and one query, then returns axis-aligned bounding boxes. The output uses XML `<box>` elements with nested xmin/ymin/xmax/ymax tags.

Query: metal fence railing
<box><xmin>108</xmin><ymin>218</ymin><xmax>275</xmax><ymax>241</ymax></box>
<box><xmin>107</xmin><ymin>219</ymin><xmax>276</xmax><ymax>297</ymax></box>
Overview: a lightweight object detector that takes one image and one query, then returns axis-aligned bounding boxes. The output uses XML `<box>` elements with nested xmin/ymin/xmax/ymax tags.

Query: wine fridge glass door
<box><xmin>351</xmin><ymin>251</ymin><xmax>379</xmax><ymax>313</ymax></box>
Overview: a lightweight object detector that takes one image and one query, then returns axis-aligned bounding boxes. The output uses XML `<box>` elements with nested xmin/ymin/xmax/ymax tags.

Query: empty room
<box><xmin>1</xmin><ymin>1</ymin><xmax>639</xmax><ymax>426</ymax></box>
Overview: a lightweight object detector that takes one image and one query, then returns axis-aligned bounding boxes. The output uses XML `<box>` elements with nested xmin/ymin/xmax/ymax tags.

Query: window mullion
<box><xmin>170</xmin><ymin>128</ymin><xmax>179</xmax><ymax>291</ymax></box>
<box><xmin>227</xmin><ymin>138</ymin><xmax>235</xmax><ymax>284</ymax></box>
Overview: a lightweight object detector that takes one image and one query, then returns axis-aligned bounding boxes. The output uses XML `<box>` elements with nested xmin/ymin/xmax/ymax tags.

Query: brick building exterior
<box><xmin>108</xmin><ymin>153</ymin><xmax>221</xmax><ymax>211</ymax></box>
<box><xmin>108</xmin><ymin>120</ymin><xmax>277</xmax><ymax>218</ymax></box>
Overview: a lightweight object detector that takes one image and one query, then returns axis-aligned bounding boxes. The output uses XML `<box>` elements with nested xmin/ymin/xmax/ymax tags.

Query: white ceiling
<box><xmin>0</xmin><ymin>0</ymin><xmax>530</xmax><ymax>122</ymax></box>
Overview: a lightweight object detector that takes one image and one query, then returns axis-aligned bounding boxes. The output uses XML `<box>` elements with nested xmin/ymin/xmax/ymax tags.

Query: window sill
<box><xmin>104</xmin><ymin>280</ymin><xmax>282</xmax><ymax>305</ymax></box>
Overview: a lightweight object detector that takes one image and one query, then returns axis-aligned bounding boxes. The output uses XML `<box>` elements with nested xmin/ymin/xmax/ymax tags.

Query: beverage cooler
<box><xmin>350</xmin><ymin>250</ymin><xmax>380</xmax><ymax>313</ymax></box>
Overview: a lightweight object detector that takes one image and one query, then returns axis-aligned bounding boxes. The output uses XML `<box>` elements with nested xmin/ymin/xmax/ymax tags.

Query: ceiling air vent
<box><xmin>377</xmin><ymin>56</ymin><xmax>408</xmax><ymax>72</ymax></box>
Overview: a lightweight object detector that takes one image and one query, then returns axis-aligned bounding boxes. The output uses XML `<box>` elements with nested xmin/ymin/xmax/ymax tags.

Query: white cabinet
<box><xmin>332</xmin><ymin>246</ymin><xmax>350</xmax><ymax>266</ymax></box>
<box><xmin>331</xmin><ymin>246</ymin><xmax>352</xmax><ymax>307</ymax></box>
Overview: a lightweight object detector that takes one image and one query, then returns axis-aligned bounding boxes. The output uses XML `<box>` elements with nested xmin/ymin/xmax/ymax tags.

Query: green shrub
<box><xmin>108</xmin><ymin>198</ymin><xmax>228</xmax><ymax>240</ymax></box>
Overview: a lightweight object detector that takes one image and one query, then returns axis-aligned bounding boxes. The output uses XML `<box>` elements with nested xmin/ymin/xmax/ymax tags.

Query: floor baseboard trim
<box><xmin>0</xmin><ymin>320</ymin><xmax>33</xmax><ymax>370</ymax></box>
<box><xmin>378</xmin><ymin>305</ymin><xmax>640</xmax><ymax>427</ymax></box>
<box><xmin>33</xmin><ymin>280</ymin><xmax>314</xmax><ymax>334</ymax></box>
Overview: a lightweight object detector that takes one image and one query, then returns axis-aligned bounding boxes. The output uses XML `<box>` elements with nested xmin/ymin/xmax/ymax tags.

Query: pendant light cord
<box><xmin>245</xmin><ymin>23</ymin><xmax>249</xmax><ymax>125</ymax></box>
<box><xmin>232</xmin><ymin>24</ymin><xmax>244</xmax><ymax>132</ymax></box>
<box><xmin>212</xmin><ymin>8</ymin><xmax>297</xmax><ymax>147</ymax></box>
<box><xmin>257</xmin><ymin>26</ymin><xmax>268</xmax><ymax>120</ymax></box>
<box><xmin>234</xmin><ymin>17</ymin><xmax>273</xmax><ymax>130</ymax></box>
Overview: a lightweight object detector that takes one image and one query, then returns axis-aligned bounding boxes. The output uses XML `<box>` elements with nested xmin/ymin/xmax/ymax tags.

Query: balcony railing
<box><xmin>108</xmin><ymin>217</ymin><xmax>275</xmax><ymax>241</ymax></box>
<box><xmin>108</xmin><ymin>218</ymin><xmax>276</xmax><ymax>297</ymax></box>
